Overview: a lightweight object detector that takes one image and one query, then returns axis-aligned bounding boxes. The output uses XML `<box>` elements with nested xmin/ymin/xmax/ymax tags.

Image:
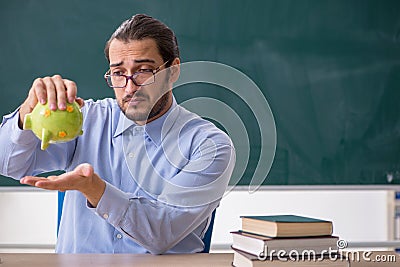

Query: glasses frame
<box><xmin>104</xmin><ymin>60</ymin><xmax>170</xmax><ymax>88</ymax></box>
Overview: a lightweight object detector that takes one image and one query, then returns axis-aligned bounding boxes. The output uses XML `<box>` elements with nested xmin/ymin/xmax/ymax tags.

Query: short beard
<box><xmin>119</xmin><ymin>91</ymin><xmax>171</xmax><ymax>123</ymax></box>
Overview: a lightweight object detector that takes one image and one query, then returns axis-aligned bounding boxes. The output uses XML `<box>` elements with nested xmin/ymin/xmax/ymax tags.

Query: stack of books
<box><xmin>231</xmin><ymin>215</ymin><xmax>347</xmax><ymax>267</ymax></box>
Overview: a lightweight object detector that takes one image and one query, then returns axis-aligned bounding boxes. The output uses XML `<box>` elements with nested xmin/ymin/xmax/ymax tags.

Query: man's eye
<box><xmin>112</xmin><ymin>71</ymin><xmax>124</xmax><ymax>76</ymax></box>
<box><xmin>138</xmin><ymin>69</ymin><xmax>153</xmax><ymax>73</ymax></box>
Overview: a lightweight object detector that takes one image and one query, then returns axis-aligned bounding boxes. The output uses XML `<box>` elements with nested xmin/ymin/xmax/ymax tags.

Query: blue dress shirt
<box><xmin>0</xmin><ymin>97</ymin><xmax>235</xmax><ymax>254</ymax></box>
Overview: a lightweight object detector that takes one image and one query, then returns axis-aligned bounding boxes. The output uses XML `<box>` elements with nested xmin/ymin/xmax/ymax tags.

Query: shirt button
<box><xmin>103</xmin><ymin>213</ymin><xmax>109</xmax><ymax>219</ymax></box>
<box><xmin>128</xmin><ymin>152</ymin><xmax>134</xmax><ymax>158</ymax></box>
<box><xmin>116</xmin><ymin>234</ymin><xmax>122</xmax><ymax>239</ymax></box>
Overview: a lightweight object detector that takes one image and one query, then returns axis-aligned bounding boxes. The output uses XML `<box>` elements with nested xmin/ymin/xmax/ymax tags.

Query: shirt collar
<box><xmin>113</xmin><ymin>97</ymin><xmax>179</xmax><ymax>146</ymax></box>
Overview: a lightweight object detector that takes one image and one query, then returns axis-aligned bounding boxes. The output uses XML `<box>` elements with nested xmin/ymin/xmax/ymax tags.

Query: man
<box><xmin>0</xmin><ymin>14</ymin><xmax>235</xmax><ymax>254</ymax></box>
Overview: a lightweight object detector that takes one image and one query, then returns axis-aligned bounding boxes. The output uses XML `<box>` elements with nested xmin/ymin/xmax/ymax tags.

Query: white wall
<box><xmin>0</xmin><ymin>188</ymin><xmax>395</xmax><ymax>253</ymax></box>
<box><xmin>211</xmin><ymin>189</ymin><xmax>394</xmax><ymax>251</ymax></box>
<box><xmin>0</xmin><ymin>189</ymin><xmax>57</xmax><ymax>252</ymax></box>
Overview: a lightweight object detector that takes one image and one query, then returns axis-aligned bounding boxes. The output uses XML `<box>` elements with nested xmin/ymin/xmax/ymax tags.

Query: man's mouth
<box><xmin>128</xmin><ymin>98</ymin><xmax>145</xmax><ymax>106</ymax></box>
<box><xmin>123</xmin><ymin>94</ymin><xmax>147</xmax><ymax>106</ymax></box>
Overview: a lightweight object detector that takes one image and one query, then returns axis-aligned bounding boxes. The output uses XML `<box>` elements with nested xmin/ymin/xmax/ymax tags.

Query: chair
<box><xmin>202</xmin><ymin>208</ymin><xmax>216</xmax><ymax>253</ymax></box>
<box><xmin>57</xmin><ymin>191</ymin><xmax>215</xmax><ymax>253</ymax></box>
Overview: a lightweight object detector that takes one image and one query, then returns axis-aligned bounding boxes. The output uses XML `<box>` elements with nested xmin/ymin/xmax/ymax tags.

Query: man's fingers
<box><xmin>20</xmin><ymin>176</ymin><xmax>47</xmax><ymax>186</ymax></box>
<box><xmin>41</xmin><ymin>77</ymin><xmax>58</xmax><ymax>110</ymax></box>
<box><xmin>19</xmin><ymin>164</ymin><xmax>94</xmax><ymax>191</ymax></box>
<box><xmin>75</xmin><ymin>97</ymin><xmax>85</xmax><ymax>108</ymax></box>
<box><xmin>20</xmin><ymin>176</ymin><xmax>64</xmax><ymax>191</ymax></box>
<box><xmin>52</xmin><ymin>75</ymin><xmax>67</xmax><ymax>110</ymax></box>
<box><xmin>75</xmin><ymin>163</ymin><xmax>94</xmax><ymax>177</ymax></box>
<box><xmin>34</xmin><ymin>180</ymin><xmax>63</xmax><ymax>191</ymax></box>
<box><xmin>64</xmin><ymin>79</ymin><xmax>78</xmax><ymax>104</ymax></box>
<box><xmin>24</xmin><ymin>89</ymin><xmax>39</xmax><ymax>112</ymax></box>
<box><xmin>32</xmin><ymin>78</ymin><xmax>47</xmax><ymax>105</ymax></box>
<box><xmin>30</xmin><ymin>75</ymin><xmax>79</xmax><ymax>111</ymax></box>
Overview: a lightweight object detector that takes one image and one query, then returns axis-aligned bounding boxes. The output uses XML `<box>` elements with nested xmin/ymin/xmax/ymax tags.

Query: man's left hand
<box><xmin>20</xmin><ymin>163</ymin><xmax>106</xmax><ymax>207</ymax></box>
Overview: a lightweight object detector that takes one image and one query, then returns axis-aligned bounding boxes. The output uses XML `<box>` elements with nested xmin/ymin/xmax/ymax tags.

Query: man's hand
<box><xmin>18</xmin><ymin>74</ymin><xmax>84</xmax><ymax>129</ymax></box>
<box><xmin>20</xmin><ymin>163</ymin><xmax>106</xmax><ymax>207</ymax></box>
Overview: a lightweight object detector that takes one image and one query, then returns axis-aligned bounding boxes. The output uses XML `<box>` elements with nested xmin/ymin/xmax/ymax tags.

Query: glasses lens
<box><xmin>135</xmin><ymin>72</ymin><xmax>154</xmax><ymax>86</ymax></box>
<box><xmin>108</xmin><ymin>75</ymin><xmax>126</xmax><ymax>88</ymax></box>
<box><xmin>105</xmin><ymin>71</ymin><xmax>157</xmax><ymax>88</ymax></box>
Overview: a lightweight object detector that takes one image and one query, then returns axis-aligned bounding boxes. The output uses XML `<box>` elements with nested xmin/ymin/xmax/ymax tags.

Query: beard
<box><xmin>118</xmin><ymin>91</ymin><xmax>171</xmax><ymax>123</ymax></box>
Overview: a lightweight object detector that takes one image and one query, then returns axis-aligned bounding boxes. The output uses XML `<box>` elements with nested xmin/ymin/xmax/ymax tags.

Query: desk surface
<box><xmin>0</xmin><ymin>253</ymin><xmax>231</xmax><ymax>267</ymax></box>
<box><xmin>0</xmin><ymin>252</ymin><xmax>399</xmax><ymax>267</ymax></box>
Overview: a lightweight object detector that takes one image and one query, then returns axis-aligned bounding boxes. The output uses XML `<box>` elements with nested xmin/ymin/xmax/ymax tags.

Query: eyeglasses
<box><xmin>104</xmin><ymin>60</ymin><xmax>169</xmax><ymax>88</ymax></box>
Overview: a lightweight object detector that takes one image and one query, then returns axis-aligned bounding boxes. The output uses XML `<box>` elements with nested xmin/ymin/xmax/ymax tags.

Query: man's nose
<box><xmin>124</xmin><ymin>77</ymin><xmax>139</xmax><ymax>94</ymax></box>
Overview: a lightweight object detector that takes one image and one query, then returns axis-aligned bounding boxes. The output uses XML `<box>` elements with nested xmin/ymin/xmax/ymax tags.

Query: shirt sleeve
<box><xmin>93</xmin><ymin>182</ymin><xmax>220</xmax><ymax>254</ymax></box>
<box><xmin>2</xmin><ymin>108</ymin><xmax>39</xmax><ymax>146</ymax></box>
<box><xmin>0</xmin><ymin>108</ymin><xmax>76</xmax><ymax>179</ymax></box>
<box><xmin>89</xmin><ymin>140</ymin><xmax>236</xmax><ymax>254</ymax></box>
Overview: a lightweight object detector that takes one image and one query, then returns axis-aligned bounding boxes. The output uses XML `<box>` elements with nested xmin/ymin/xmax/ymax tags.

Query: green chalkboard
<box><xmin>1</xmin><ymin>0</ymin><xmax>399</xmax><ymax>186</ymax></box>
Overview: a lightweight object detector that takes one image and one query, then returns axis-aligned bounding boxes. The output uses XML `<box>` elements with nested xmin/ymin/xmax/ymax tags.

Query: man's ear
<box><xmin>169</xmin><ymin>57</ymin><xmax>180</xmax><ymax>83</ymax></box>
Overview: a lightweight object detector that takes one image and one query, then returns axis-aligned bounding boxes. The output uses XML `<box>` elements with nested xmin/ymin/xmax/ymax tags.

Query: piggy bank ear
<box><xmin>23</xmin><ymin>114</ymin><xmax>32</xmax><ymax>130</ymax></box>
<box><xmin>41</xmin><ymin>128</ymin><xmax>52</xmax><ymax>150</ymax></box>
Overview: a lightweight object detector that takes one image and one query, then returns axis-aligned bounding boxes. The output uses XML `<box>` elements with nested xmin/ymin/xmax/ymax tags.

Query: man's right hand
<box><xmin>18</xmin><ymin>74</ymin><xmax>84</xmax><ymax>129</ymax></box>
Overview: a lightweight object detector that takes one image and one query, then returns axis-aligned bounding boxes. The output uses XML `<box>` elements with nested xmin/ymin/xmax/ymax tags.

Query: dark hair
<box><xmin>104</xmin><ymin>14</ymin><xmax>179</xmax><ymax>66</ymax></box>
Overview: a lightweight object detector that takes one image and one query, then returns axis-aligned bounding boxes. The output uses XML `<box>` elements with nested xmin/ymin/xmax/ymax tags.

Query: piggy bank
<box><xmin>23</xmin><ymin>101</ymin><xmax>83</xmax><ymax>150</ymax></box>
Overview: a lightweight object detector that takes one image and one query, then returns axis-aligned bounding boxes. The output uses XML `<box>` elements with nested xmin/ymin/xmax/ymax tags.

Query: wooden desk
<box><xmin>0</xmin><ymin>252</ymin><xmax>398</xmax><ymax>267</ymax></box>
<box><xmin>0</xmin><ymin>253</ymin><xmax>231</xmax><ymax>267</ymax></box>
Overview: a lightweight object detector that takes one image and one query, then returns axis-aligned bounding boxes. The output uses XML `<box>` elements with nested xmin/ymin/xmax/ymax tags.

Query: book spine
<box><xmin>395</xmin><ymin>192</ymin><xmax>400</xmax><ymax>253</ymax></box>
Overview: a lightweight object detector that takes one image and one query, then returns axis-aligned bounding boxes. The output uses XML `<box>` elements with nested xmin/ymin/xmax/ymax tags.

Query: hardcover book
<box><xmin>240</xmin><ymin>215</ymin><xmax>333</xmax><ymax>238</ymax></box>
<box><xmin>231</xmin><ymin>231</ymin><xmax>339</xmax><ymax>257</ymax></box>
<box><xmin>232</xmin><ymin>247</ymin><xmax>348</xmax><ymax>267</ymax></box>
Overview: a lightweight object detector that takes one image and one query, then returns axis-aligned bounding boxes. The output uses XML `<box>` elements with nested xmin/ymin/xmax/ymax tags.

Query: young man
<box><xmin>0</xmin><ymin>14</ymin><xmax>235</xmax><ymax>254</ymax></box>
